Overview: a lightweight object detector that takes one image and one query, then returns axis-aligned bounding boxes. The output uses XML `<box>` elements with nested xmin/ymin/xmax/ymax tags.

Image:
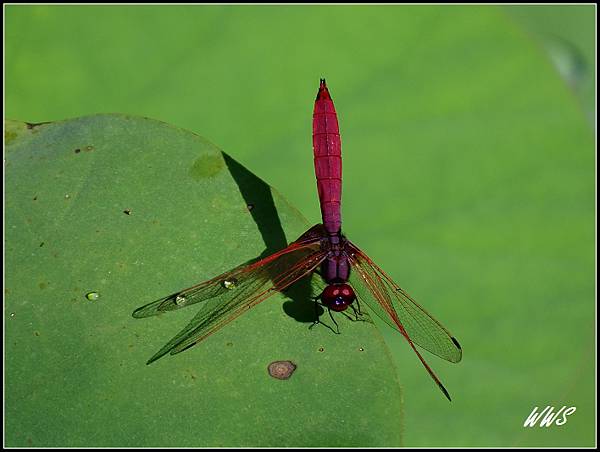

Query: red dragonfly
<box><xmin>133</xmin><ymin>79</ymin><xmax>462</xmax><ymax>400</ymax></box>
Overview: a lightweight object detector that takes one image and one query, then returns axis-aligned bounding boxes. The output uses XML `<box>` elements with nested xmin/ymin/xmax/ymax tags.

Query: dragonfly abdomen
<box><xmin>313</xmin><ymin>79</ymin><xmax>342</xmax><ymax>235</ymax></box>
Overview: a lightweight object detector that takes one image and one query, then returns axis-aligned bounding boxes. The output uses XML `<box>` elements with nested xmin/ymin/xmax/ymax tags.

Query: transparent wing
<box><xmin>133</xmin><ymin>227</ymin><xmax>327</xmax><ymax>364</ymax></box>
<box><xmin>346</xmin><ymin>241</ymin><xmax>461</xmax><ymax>400</ymax></box>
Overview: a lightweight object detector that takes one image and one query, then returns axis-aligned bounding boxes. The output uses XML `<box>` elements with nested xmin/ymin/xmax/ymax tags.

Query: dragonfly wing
<box><xmin>347</xmin><ymin>241</ymin><xmax>462</xmax><ymax>363</ymax></box>
<box><xmin>136</xmin><ymin>237</ymin><xmax>327</xmax><ymax>364</ymax></box>
<box><xmin>132</xmin><ymin>227</ymin><xmax>325</xmax><ymax>319</ymax></box>
<box><xmin>346</xmin><ymin>242</ymin><xmax>461</xmax><ymax>401</ymax></box>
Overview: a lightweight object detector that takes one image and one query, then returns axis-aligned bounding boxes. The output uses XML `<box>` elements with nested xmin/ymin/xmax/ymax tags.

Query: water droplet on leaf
<box><xmin>222</xmin><ymin>278</ymin><xmax>238</xmax><ymax>290</ymax></box>
<box><xmin>85</xmin><ymin>291</ymin><xmax>100</xmax><ymax>301</ymax></box>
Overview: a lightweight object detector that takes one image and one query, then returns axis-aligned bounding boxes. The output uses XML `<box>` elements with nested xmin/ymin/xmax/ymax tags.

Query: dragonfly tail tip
<box><xmin>316</xmin><ymin>79</ymin><xmax>331</xmax><ymax>100</ymax></box>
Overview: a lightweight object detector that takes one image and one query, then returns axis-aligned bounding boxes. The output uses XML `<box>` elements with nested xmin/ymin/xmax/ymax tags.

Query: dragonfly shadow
<box><xmin>282</xmin><ymin>275</ymin><xmax>324</xmax><ymax>323</ymax></box>
<box><xmin>222</xmin><ymin>152</ymin><xmax>317</xmax><ymax>324</ymax></box>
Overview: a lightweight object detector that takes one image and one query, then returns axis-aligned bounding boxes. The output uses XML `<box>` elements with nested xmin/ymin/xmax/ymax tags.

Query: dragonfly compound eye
<box><xmin>321</xmin><ymin>283</ymin><xmax>356</xmax><ymax>312</ymax></box>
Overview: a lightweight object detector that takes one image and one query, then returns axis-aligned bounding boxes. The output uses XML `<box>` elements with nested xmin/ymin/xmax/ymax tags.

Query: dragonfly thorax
<box><xmin>320</xmin><ymin>283</ymin><xmax>356</xmax><ymax>312</ymax></box>
<box><xmin>320</xmin><ymin>231</ymin><xmax>351</xmax><ymax>283</ymax></box>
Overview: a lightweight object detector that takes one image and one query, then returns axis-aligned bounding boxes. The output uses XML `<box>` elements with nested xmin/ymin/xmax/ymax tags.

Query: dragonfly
<box><xmin>132</xmin><ymin>79</ymin><xmax>462</xmax><ymax>400</ymax></box>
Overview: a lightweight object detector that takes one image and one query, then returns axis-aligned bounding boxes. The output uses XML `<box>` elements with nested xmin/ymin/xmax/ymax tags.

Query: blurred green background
<box><xmin>5</xmin><ymin>4</ymin><xmax>595</xmax><ymax>447</ymax></box>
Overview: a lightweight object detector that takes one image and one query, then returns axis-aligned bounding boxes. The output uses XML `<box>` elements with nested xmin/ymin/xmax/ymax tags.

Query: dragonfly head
<box><xmin>320</xmin><ymin>283</ymin><xmax>356</xmax><ymax>312</ymax></box>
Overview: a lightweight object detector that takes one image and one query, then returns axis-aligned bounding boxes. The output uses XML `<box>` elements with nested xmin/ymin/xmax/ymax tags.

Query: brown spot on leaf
<box><xmin>268</xmin><ymin>360</ymin><xmax>297</xmax><ymax>380</ymax></box>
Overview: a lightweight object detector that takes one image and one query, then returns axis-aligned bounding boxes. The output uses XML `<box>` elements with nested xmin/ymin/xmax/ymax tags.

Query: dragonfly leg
<box><xmin>349</xmin><ymin>303</ymin><xmax>360</xmax><ymax>321</ymax></box>
<box><xmin>327</xmin><ymin>308</ymin><xmax>341</xmax><ymax>334</ymax></box>
<box><xmin>339</xmin><ymin>304</ymin><xmax>369</xmax><ymax>324</ymax></box>
<box><xmin>339</xmin><ymin>309</ymin><xmax>355</xmax><ymax>322</ymax></box>
<box><xmin>355</xmin><ymin>296</ymin><xmax>363</xmax><ymax>315</ymax></box>
<box><xmin>309</xmin><ymin>298</ymin><xmax>340</xmax><ymax>335</ymax></box>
